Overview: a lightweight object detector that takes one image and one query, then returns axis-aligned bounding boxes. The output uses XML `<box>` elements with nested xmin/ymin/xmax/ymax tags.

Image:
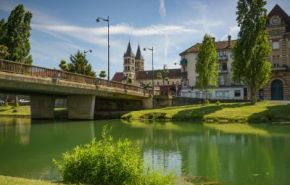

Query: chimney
<box><xmin>228</xmin><ymin>35</ymin><xmax>231</xmax><ymax>47</ymax></box>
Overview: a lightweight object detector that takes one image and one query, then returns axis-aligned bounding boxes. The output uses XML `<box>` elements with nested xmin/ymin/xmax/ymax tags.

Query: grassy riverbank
<box><xmin>122</xmin><ymin>101</ymin><xmax>290</xmax><ymax>123</ymax></box>
<box><xmin>0</xmin><ymin>105</ymin><xmax>30</xmax><ymax>117</ymax></box>
<box><xmin>0</xmin><ymin>175</ymin><xmax>64</xmax><ymax>185</ymax></box>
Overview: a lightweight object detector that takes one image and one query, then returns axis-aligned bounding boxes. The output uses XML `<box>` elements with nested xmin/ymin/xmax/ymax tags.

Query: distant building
<box><xmin>179</xmin><ymin>4</ymin><xmax>290</xmax><ymax>101</ymax></box>
<box><xmin>179</xmin><ymin>36</ymin><xmax>245</xmax><ymax>100</ymax></box>
<box><xmin>112</xmin><ymin>41</ymin><xmax>182</xmax><ymax>90</ymax></box>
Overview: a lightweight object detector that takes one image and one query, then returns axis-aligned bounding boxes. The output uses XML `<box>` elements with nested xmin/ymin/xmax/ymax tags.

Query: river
<box><xmin>0</xmin><ymin>118</ymin><xmax>290</xmax><ymax>185</ymax></box>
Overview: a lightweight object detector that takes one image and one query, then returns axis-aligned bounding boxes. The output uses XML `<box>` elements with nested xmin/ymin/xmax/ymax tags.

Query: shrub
<box><xmin>54</xmin><ymin>127</ymin><xmax>142</xmax><ymax>185</ymax></box>
<box><xmin>216</xmin><ymin>100</ymin><xmax>220</xmax><ymax>106</ymax></box>
<box><xmin>54</xmin><ymin>127</ymin><xmax>175</xmax><ymax>185</ymax></box>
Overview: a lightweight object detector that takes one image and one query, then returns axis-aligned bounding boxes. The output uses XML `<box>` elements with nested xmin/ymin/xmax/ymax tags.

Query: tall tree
<box><xmin>59</xmin><ymin>51</ymin><xmax>96</xmax><ymax>77</ymax></box>
<box><xmin>232</xmin><ymin>0</ymin><xmax>271</xmax><ymax>104</ymax></box>
<box><xmin>196</xmin><ymin>34</ymin><xmax>218</xmax><ymax>102</ymax></box>
<box><xmin>99</xmin><ymin>70</ymin><xmax>107</xmax><ymax>79</ymax></box>
<box><xmin>1</xmin><ymin>4</ymin><xmax>33</xmax><ymax>64</ymax></box>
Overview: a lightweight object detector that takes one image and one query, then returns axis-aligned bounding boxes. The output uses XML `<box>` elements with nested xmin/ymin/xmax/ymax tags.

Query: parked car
<box><xmin>19</xmin><ymin>99</ymin><xmax>30</xmax><ymax>103</ymax></box>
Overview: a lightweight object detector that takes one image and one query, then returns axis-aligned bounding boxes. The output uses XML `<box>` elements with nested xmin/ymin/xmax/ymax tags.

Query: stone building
<box><xmin>263</xmin><ymin>4</ymin><xmax>290</xmax><ymax>100</ymax></box>
<box><xmin>179</xmin><ymin>4</ymin><xmax>290</xmax><ymax>101</ymax></box>
<box><xmin>112</xmin><ymin>41</ymin><xmax>182</xmax><ymax>88</ymax></box>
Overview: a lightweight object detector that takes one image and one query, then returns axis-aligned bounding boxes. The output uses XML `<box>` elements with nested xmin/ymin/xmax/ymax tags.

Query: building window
<box><xmin>219</xmin><ymin>63</ymin><xmax>227</xmax><ymax>71</ymax></box>
<box><xmin>234</xmin><ymin>90</ymin><xmax>241</xmax><ymax>97</ymax></box>
<box><xmin>272</xmin><ymin>42</ymin><xmax>279</xmax><ymax>50</ymax></box>
<box><xmin>216</xmin><ymin>90</ymin><xmax>229</xmax><ymax>99</ymax></box>
<box><xmin>219</xmin><ymin>76</ymin><xmax>225</xmax><ymax>86</ymax></box>
<box><xmin>273</xmin><ymin>63</ymin><xmax>279</xmax><ymax>68</ymax></box>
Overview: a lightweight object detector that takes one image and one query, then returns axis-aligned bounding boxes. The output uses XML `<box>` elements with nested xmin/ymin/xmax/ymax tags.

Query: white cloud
<box><xmin>221</xmin><ymin>25</ymin><xmax>239</xmax><ymax>40</ymax></box>
<box><xmin>159</xmin><ymin>0</ymin><xmax>166</xmax><ymax>19</ymax></box>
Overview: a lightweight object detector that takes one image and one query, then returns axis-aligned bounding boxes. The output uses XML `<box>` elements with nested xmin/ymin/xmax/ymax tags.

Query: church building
<box><xmin>112</xmin><ymin>42</ymin><xmax>182</xmax><ymax>89</ymax></box>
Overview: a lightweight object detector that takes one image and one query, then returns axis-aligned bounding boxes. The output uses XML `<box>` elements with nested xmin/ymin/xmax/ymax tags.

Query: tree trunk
<box><xmin>204</xmin><ymin>89</ymin><xmax>208</xmax><ymax>103</ymax></box>
<box><xmin>250</xmin><ymin>86</ymin><xmax>257</xmax><ymax>105</ymax></box>
<box><xmin>5</xmin><ymin>94</ymin><xmax>9</xmax><ymax>106</ymax></box>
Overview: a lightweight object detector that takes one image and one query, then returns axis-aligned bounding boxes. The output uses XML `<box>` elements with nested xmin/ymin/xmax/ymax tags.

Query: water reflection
<box><xmin>0</xmin><ymin>118</ymin><xmax>31</xmax><ymax>145</ymax></box>
<box><xmin>0</xmin><ymin>118</ymin><xmax>290</xmax><ymax>185</ymax></box>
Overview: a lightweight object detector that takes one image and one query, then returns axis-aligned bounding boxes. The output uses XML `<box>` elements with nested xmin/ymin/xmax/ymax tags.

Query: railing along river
<box><xmin>0</xmin><ymin>59</ymin><xmax>151</xmax><ymax>95</ymax></box>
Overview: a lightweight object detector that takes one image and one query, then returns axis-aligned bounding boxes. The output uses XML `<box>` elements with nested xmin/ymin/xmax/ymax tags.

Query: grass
<box><xmin>121</xmin><ymin>101</ymin><xmax>290</xmax><ymax>123</ymax></box>
<box><xmin>0</xmin><ymin>105</ymin><xmax>30</xmax><ymax>116</ymax></box>
<box><xmin>0</xmin><ymin>175</ymin><xmax>64</xmax><ymax>185</ymax></box>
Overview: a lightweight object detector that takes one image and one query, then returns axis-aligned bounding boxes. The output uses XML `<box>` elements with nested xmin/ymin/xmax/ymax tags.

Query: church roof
<box><xmin>112</xmin><ymin>69</ymin><xmax>182</xmax><ymax>83</ymax></box>
<box><xmin>112</xmin><ymin>72</ymin><xmax>124</xmax><ymax>82</ymax></box>
<box><xmin>135</xmin><ymin>45</ymin><xmax>143</xmax><ymax>60</ymax></box>
<box><xmin>267</xmin><ymin>4</ymin><xmax>290</xmax><ymax>32</ymax></box>
<box><xmin>136</xmin><ymin>69</ymin><xmax>182</xmax><ymax>80</ymax></box>
<box><xmin>124</xmin><ymin>41</ymin><xmax>135</xmax><ymax>57</ymax></box>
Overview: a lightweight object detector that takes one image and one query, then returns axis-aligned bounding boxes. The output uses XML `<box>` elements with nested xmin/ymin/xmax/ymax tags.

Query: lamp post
<box><xmin>96</xmin><ymin>16</ymin><xmax>110</xmax><ymax>81</ymax></box>
<box><xmin>143</xmin><ymin>47</ymin><xmax>154</xmax><ymax>108</ymax></box>
<box><xmin>83</xmin><ymin>49</ymin><xmax>92</xmax><ymax>57</ymax></box>
<box><xmin>83</xmin><ymin>49</ymin><xmax>92</xmax><ymax>75</ymax></box>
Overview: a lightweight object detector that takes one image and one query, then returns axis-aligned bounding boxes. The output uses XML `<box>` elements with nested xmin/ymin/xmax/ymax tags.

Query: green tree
<box><xmin>59</xmin><ymin>59</ymin><xmax>68</xmax><ymax>71</ymax></box>
<box><xmin>195</xmin><ymin>34</ymin><xmax>218</xmax><ymax>102</ymax></box>
<box><xmin>0</xmin><ymin>45</ymin><xmax>9</xmax><ymax>58</ymax></box>
<box><xmin>156</xmin><ymin>65</ymin><xmax>169</xmax><ymax>85</ymax></box>
<box><xmin>59</xmin><ymin>51</ymin><xmax>96</xmax><ymax>77</ymax></box>
<box><xmin>99</xmin><ymin>70</ymin><xmax>107</xmax><ymax>79</ymax></box>
<box><xmin>1</xmin><ymin>4</ymin><xmax>33</xmax><ymax>64</ymax></box>
<box><xmin>232</xmin><ymin>0</ymin><xmax>271</xmax><ymax>104</ymax></box>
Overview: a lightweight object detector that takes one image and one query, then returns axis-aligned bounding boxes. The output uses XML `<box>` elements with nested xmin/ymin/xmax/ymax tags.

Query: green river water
<box><xmin>0</xmin><ymin>118</ymin><xmax>290</xmax><ymax>185</ymax></box>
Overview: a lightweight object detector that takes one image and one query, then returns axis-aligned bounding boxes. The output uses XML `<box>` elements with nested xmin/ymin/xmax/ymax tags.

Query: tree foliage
<box><xmin>195</xmin><ymin>34</ymin><xmax>218</xmax><ymax>101</ymax></box>
<box><xmin>156</xmin><ymin>65</ymin><xmax>169</xmax><ymax>85</ymax></box>
<box><xmin>232</xmin><ymin>0</ymin><xmax>271</xmax><ymax>104</ymax></box>
<box><xmin>59</xmin><ymin>51</ymin><xmax>96</xmax><ymax>77</ymax></box>
<box><xmin>99</xmin><ymin>70</ymin><xmax>107</xmax><ymax>79</ymax></box>
<box><xmin>0</xmin><ymin>4</ymin><xmax>33</xmax><ymax>64</ymax></box>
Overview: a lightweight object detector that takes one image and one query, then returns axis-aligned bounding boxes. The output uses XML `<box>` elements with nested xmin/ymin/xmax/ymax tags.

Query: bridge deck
<box><xmin>0</xmin><ymin>59</ymin><xmax>151</xmax><ymax>99</ymax></box>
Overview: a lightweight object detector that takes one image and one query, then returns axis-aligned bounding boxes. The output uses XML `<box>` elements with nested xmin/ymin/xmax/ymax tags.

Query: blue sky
<box><xmin>1</xmin><ymin>0</ymin><xmax>290</xmax><ymax>78</ymax></box>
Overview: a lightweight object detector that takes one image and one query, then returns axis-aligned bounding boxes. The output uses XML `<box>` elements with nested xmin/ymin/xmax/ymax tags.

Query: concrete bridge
<box><xmin>0</xmin><ymin>59</ymin><xmax>153</xmax><ymax>120</ymax></box>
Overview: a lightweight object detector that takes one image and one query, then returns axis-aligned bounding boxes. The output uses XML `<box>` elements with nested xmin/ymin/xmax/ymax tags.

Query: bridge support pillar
<box><xmin>31</xmin><ymin>95</ymin><xmax>55</xmax><ymax>119</ymax></box>
<box><xmin>67</xmin><ymin>95</ymin><xmax>96</xmax><ymax>120</ymax></box>
<box><xmin>142</xmin><ymin>98</ymin><xmax>153</xmax><ymax>109</ymax></box>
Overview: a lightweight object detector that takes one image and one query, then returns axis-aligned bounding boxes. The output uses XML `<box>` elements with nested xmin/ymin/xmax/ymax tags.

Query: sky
<box><xmin>1</xmin><ymin>0</ymin><xmax>290</xmax><ymax>79</ymax></box>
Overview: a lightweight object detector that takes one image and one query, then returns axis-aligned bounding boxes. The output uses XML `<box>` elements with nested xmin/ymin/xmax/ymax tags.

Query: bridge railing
<box><xmin>0</xmin><ymin>59</ymin><xmax>150</xmax><ymax>95</ymax></box>
<box><xmin>96</xmin><ymin>78</ymin><xmax>150</xmax><ymax>95</ymax></box>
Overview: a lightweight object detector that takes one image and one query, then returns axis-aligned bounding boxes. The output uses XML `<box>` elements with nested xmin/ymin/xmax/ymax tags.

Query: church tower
<box><xmin>123</xmin><ymin>41</ymin><xmax>136</xmax><ymax>82</ymax></box>
<box><xmin>135</xmin><ymin>45</ymin><xmax>144</xmax><ymax>72</ymax></box>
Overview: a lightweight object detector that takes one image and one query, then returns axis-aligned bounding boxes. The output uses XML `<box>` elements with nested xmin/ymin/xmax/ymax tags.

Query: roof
<box><xmin>267</xmin><ymin>4</ymin><xmax>290</xmax><ymax>32</ymax></box>
<box><xmin>112</xmin><ymin>69</ymin><xmax>182</xmax><ymax>82</ymax></box>
<box><xmin>112</xmin><ymin>72</ymin><xmax>124</xmax><ymax>82</ymax></box>
<box><xmin>135</xmin><ymin>45</ymin><xmax>143</xmax><ymax>60</ymax></box>
<box><xmin>136</xmin><ymin>68</ymin><xmax>181</xmax><ymax>80</ymax></box>
<box><xmin>179</xmin><ymin>40</ymin><xmax>237</xmax><ymax>56</ymax></box>
<box><xmin>124</xmin><ymin>41</ymin><xmax>135</xmax><ymax>57</ymax></box>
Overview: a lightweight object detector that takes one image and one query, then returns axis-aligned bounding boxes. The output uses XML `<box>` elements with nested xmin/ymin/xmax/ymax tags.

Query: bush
<box><xmin>54</xmin><ymin>127</ymin><xmax>175</xmax><ymax>185</ymax></box>
<box><xmin>216</xmin><ymin>100</ymin><xmax>220</xmax><ymax>106</ymax></box>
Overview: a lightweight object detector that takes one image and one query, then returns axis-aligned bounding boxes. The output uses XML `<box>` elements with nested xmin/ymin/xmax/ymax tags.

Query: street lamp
<box><xmin>83</xmin><ymin>49</ymin><xmax>92</xmax><ymax>57</ymax></box>
<box><xmin>82</xmin><ymin>49</ymin><xmax>92</xmax><ymax>75</ymax></box>
<box><xmin>96</xmin><ymin>16</ymin><xmax>110</xmax><ymax>81</ymax></box>
<box><xmin>143</xmin><ymin>47</ymin><xmax>154</xmax><ymax>108</ymax></box>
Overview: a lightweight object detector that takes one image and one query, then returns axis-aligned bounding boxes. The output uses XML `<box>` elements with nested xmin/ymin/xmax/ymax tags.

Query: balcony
<box><xmin>218</xmin><ymin>55</ymin><xmax>228</xmax><ymax>61</ymax></box>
